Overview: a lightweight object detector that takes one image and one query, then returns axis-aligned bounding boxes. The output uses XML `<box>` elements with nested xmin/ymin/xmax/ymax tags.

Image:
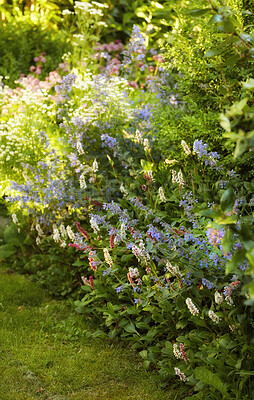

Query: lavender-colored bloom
<box><xmin>101</xmin><ymin>134</ymin><xmax>117</xmax><ymax>148</ymax></box>
<box><xmin>147</xmin><ymin>225</ymin><xmax>163</xmax><ymax>242</ymax></box>
<box><xmin>202</xmin><ymin>278</ymin><xmax>214</xmax><ymax>290</ymax></box>
<box><xmin>206</xmin><ymin>227</ymin><xmax>225</xmax><ymax>247</ymax></box>
<box><xmin>103</xmin><ymin>268</ymin><xmax>112</xmax><ymax>276</ymax></box>
<box><xmin>122</xmin><ymin>25</ymin><xmax>146</xmax><ymax>65</ymax></box>
<box><xmin>193</xmin><ymin>140</ymin><xmax>208</xmax><ymax>158</ymax></box>
<box><xmin>115</xmin><ymin>285</ymin><xmax>124</xmax><ymax>293</ymax></box>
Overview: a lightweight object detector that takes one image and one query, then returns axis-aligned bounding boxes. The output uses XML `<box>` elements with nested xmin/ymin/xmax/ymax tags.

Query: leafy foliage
<box><xmin>0</xmin><ymin>1</ymin><xmax>254</xmax><ymax>399</ymax></box>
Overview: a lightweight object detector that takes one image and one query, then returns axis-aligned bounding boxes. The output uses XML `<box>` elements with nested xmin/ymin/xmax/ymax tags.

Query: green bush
<box><xmin>0</xmin><ymin>18</ymin><xmax>68</xmax><ymax>87</ymax></box>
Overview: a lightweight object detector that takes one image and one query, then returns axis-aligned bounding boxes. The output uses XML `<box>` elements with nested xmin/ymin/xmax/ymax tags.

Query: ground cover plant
<box><xmin>0</xmin><ymin>0</ymin><xmax>254</xmax><ymax>399</ymax></box>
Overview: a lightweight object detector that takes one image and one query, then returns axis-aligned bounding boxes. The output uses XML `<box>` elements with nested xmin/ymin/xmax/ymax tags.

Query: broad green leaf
<box><xmin>234</xmin><ymin>138</ymin><xmax>248</xmax><ymax>158</ymax></box>
<box><xmin>220</xmin><ymin>187</ymin><xmax>235</xmax><ymax>212</ymax></box>
<box><xmin>186</xmin><ymin>8</ymin><xmax>211</xmax><ymax>17</ymax></box>
<box><xmin>246</xmin><ymin>245</ymin><xmax>254</xmax><ymax>268</ymax></box>
<box><xmin>4</xmin><ymin>224</ymin><xmax>23</xmax><ymax>246</ymax></box>
<box><xmin>220</xmin><ymin>114</ymin><xmax>231</xmax><ymax>132</ymax></box>
<box><xmin>205</xmin><ymin>49</ymin><xmax>222</xmax><ymax>57</ymax></box>
<box><xmin>208</xmin><ymin>14</ymin><xmax>223</xmax><ymax>24</ymax></box>
<box><xmin>108</xmin><ymin>329</ymin><xmax>117</xmax><ymax>340</ymax></box>
<box><xmin>0</xmin><ymin>244</ymin><xmax>16</xmax><ymax>260</ymax></box>
<box><xmin>72</xmin><ymin>260</ymin><xmax>87</xmax><ymax>267</ymax></box>
<box><xmin>242</xmin><ymin>78</ymin><xmax>254</xmax><ymax>90</ymax></box>
<box><xmin>221</xmin><ymin>229</ymin><xmax>233</xmax><ymax>253</ymax></box>
<box><xmin>223</xmin><ymin>54</ymin><xmax>240</xmax><ymax>67</ymax></box>
<box><xmin>225</xmin><ymin>248</ymin><xmax>246</xmax><ymax>275</ymax></box>
<box><xmin>227</xmin><ymin>98</ymin><xmax>248</xmax><ymax>117</ymax></box>
<box><xmin>139</xmin><ymin>350</ymin><xmax>148</xmax><ymax>359</ymax></box>
<box><xmin>124</xmin><ymin>322</ymin><xmax>139</xmax><ymax>335</ymax></box>
<box><xmin>194</xmin><ymin>367</ymin><xmax>228</xmax><ymax>396</ymax></box>
<box><xmin>223</xmin><ymin>17</ymin><xmax>238</xmax><ymax>33</ymax></box>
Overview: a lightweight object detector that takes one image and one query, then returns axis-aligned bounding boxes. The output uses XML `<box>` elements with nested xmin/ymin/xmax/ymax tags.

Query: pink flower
<box><xmin>128</xmin><ymin>81</ymin><xmax>139</xmax><ymax>89</ymax></box>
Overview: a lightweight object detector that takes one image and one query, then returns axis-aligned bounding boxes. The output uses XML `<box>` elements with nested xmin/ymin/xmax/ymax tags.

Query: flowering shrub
<box><xmin>0</xmin><ymin>3</ymin><xmax>254</xmax><ymax>400</ymax></box>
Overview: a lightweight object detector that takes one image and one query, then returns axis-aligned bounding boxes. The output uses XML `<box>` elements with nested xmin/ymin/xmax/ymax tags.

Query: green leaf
<box><xmin>220</xmin><ymin>187</ymin><xmax>235</xmax><ymax>212</ymax></box>
<box><xmin>0</xmin><ymin>244</ymin><xmax>17</xmax><ymax>260</ymax></box>
<box><xmin>204</xmin><ymin>49</ymin><xmax>222</xmax><ymax>57</ymax></box>
<box><xmin>242</xmin><ymin>78</ymin><xmax>254</xmax><ymax>90</ymax></box>
<box><xmin>223</xmin><ymin>54</ymin><xmax>240</xmax><ymax>67</ymax></box>
<box><xmin>216</xmin><ymin>214</ymin><xmax>238</xmax><ymax>225</ymax></box>
<box><xmin>234</xmin><ymin>138</ymin><xmax>248</xmax><ymax>158</ymax></box>
<box><xmin>186</xmin><ymin>8</ymin><xmax>211</xmax><ymax>17</ymax></box>
<box><xmin>208</xmin><ymin>14</ymin><xmax>223</xmax><ymax>24</ymax></box>
<box><xmin>194</xmin><ymin>367</ymin><xmax>228</xmax><ymax>396</ymax></box>
<box><xmin>72</xmin><ymin>260</ymin><xmax>87</xmax><ymax>267</ymax></box>
<box><xmin>227</xmin><ymin>98</ymin><xmax>248</xmax><ymax>117</ymax></box>
<box><xmin>220</xmin><ymin>114</ymin><xmax>231</xmax><ymax>132</ymax></box>
<box><xmin>106</xmin><ymin>302</ymin><xmax>115</xmax><ymax>316</ymax></box>
<box><xmin>108</xmin><ymin>329</ymin><xmax>117</xmax><ymax>341</ymax></box>
<box><xmin>223</xmin><ymin>17</ymin><xmax>238</xmax><ymax>33</ymax></box>
<box><xmin>139</xmin><ymin>350</ymin><xmax>148</xmax><ymax>359</ymax></box>
<box><xmin>4</xmin><ymin>225</ymin><xmax>23</xmax><ymax>246</ymax></box>
<box><xmin>246</xmin><ymin>245</ymin><xmax>254</xmax><ymax>268</ymax></box>
<box><xmin>225</xmin><ymin>248</ymin><xmax>246</xmax><ymax>275</ymax></box>
<box><xmin>124</xmin><ymin>322</ymin><xmax>139</xmax><ymax>335</ymax></box>
<box><xmin>221</xmin><ymin>229</ymin><xmax>233</xmax><ymax>253</ymax></box>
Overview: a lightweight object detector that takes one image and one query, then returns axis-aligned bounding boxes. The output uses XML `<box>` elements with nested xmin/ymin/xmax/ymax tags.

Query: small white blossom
<box><xmin>59</xmin><ymin>223</ymin><xmax>67</xmax><ymax>239</ymax></box>
<box><xmin>208</xmin><ymin>310</ymin><xmax>221</xmax><ymax>324</ymax></box>
<box><xmin>135</xmin><ymin>129</ymin><xmax>143</xmax><ymax>144</ymax></box>
<box><xmin>90</xmin><ymin>217</ymin><xmax>99</xmax><ymax>233</ymax></box>
<box><xmin>181</xmin><ymin>140</ymin><xmax>191</xmax><ymax>155</ymax></box>
<box><xmin>144</xmin><ymin>138</ymin><xmax>149</xmax><ymax>151</ymax></box>
<box><xmin>66</xmin><ymin>225</ymin><xmax>75</xmax><ymax>241</ymax></box>
<box><xmin>174</xmin><ymin>367</ymin><xmax>188</xmax><ymax>382</ymax></box>
<box><xmin>120</xmin><ymin>223</ymin><xmax>126</xmax><ymax>237</ymax></box>
<box><xmin>172</xmin><ymin>169</ymin><xmax>177</xmax><ymax>184</ymax></box>
<box><xmin>52</xmin><ymin>226</ymin><xmax>61</xmax><ymax>243</ymax></box>
<box><xmin>103</xmin><ymin>248</ymin><xmax>113</xmax><ymax>267</ymax></box>
<box><xmin>77</xmin><ymin>140</ymin><xmax>85</xmax><ymax>155</ymax></box>
<box><xmin>92</xmin><ymin>159</ymin><xmax>98</xmax><ymax>173</ymax></box>
<box><xmin>177</xmin><ymin>169</ymin><xmax>184</xmax><ymax>187</ymax></box>
<box><xmin>91</xmin><ymin>1</ymin><xmax>109</xmax><ymax>8</ymax></box>
<box><xmin>36</xmin><ymin>223</ymin><xmax>44</xmax><ymax>237</ymax></box>
<box><xmin>129</xmin><ymin>267</ymin><xmax>139</xmax><ymax>279</ymax></box>
<box><xmin>158</xmin><ymin>187</ymin><xmax>166</xmax><ymax>202</ymax></box>
<box><xmin>186</xmin><ymin>298</ymin><xmax>199</xmax><ymax>316</ymax></box>
<box><xmin>214</xmin><ymin>291</ymin><xmax>223</xmax><ymax>305</ymax></box>
<box><xmin>120</xmin><ymin>182</ymin><xmax>128</xmax><ymax>195</ymax></box>
<box><xmin>12</xmin><ymin>214</ymin><xmax>18</xmax><ymax>224</ymax></box>
<box><xmin>147</xmin><ymin>170</ymin><xmax>154</xmax><ymax>182</ymax></box>
<box><xmin>36</xmin><ymin>236</ymin><xmax>41</xmax><ymax>246</ymax></box>
<box><xmin>165</xmin><ymin>260</ymin><xmax>180</xmax><ymax>276</ymax></box>
<box><xmin>79</xmin><ymin>172</ymin><xmax>87</xmax><ymax>189</ymax></box>
<box><xmin>173</xmin><ymin>344</ymin><xmax>182</xmax><ymax>360</ymax></box>
<box><xmin>62</xmin><ymin>9</ymin><xmax>74</xmax><ymax>15</ymax></box>
<box><xmin>229</xmin><ymin>324</ymin><xmax>237</xmax><ymax>332</ymax></box>
<box><xmin>225</xmin><ymin>295</ymin><xmax>234</xmax><ymax>306</ymax></box>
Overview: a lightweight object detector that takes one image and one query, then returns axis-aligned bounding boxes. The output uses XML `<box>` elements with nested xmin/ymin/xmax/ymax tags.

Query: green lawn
<box><xmin>0</xmin><ymin>265</ymin><xmax>180</xmax><ymax>400</ymax></box>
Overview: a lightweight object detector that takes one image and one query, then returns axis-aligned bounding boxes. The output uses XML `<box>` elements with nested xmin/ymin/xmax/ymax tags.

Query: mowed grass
<box><xmin>0</xmin><ymin>265</ymin><xmax>177</xmax><ymax>400</ymax></box>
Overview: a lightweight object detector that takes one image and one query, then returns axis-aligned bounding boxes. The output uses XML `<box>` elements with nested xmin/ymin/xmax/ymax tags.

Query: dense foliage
<box><xmin>0</xmin><ymin>1</ymin><xmax>253</xmax><ymax>399</ymax></box>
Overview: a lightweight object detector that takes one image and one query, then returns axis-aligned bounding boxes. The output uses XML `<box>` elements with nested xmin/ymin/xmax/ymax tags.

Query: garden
<box><xmin>0</xmin><ymin>0</ymin><xmax>253</xmax><ymax>399</ymax></box>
